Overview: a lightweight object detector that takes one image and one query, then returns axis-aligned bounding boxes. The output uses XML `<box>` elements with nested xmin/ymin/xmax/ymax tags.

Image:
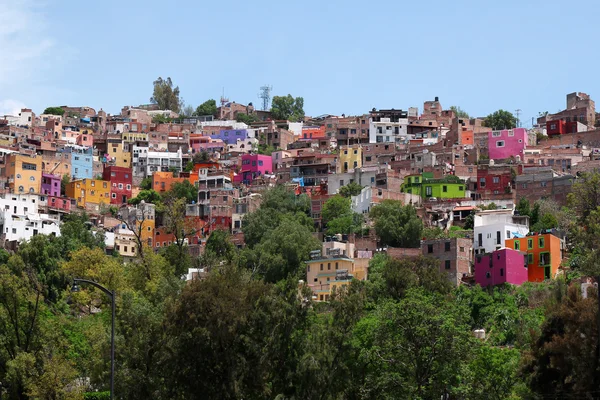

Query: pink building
<box><xmin>41</xmin><ymin>173</ymin><xmax>61</xmax><ymax>197</ymax></box>
<box><xmin>235</xmin><ymin>154</ymin><xmax>273</xmax><ymax>184</ymax></box>
<box><xmin>487</xmin><ymin>128</ymin><xmax>527</xmax><ymax>161</ymax></box>
<box><xmin>475</xmin><ymin>248</ymin><xmax>528</xmax><ymax>287</ymax></box>
<box><xmin>47</xmin><ymin>196</ymin><xmax>75</xmax><ymax>212</ymax></box>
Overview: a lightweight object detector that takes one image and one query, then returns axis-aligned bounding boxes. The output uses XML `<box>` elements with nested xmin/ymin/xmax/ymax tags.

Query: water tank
<box><xmin>489</xmin><ymin>159</ymin><xmax>495</xmax><ymax>166</ymax></box>
<box><xmin>473</xmin><ymin>329</ymin><xmax>486</xmax><ymax>340</ymax></box>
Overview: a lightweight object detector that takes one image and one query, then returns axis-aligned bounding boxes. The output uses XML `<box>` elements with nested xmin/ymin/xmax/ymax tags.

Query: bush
<box><xmin>84</xmin><ymin>392</ymin><xmax>110</xmax><ymax>400</ymax></box>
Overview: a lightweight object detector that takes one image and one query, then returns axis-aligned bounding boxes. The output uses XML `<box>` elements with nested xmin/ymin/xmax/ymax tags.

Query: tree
<box><xmin>150</xmin><ymin>77</ymin><xmax>182</xmax><ymax>113</ymax></box>
<box><xmin>321</xmin><ymin>195</ymin><xmax>351</xmax><ymax>224</ymax></box>
<box><xmin>359</xmin><ymin>289</ymin><xmax>475</xmax><ymax>398</ymax></box>
<box><xmin>181</xmin><ymin>104</ymin><xmax>194</xmax><ymax>118</ymax></box>
<box><xmin>271</xmin><ymin>94</ymin><xmax>305</xmax><ymax>122</ymax></box>
<box><xmin>61</xmin><ymin>174</ymin><xmax>70</xmax><ymax>196</ymax></box>
<box><xmin>43</xmin><ymin>106</ymin><xmax>64</xmax><ymax>116</ymax></box>
<box><xmin>192</xmin><ymin>151</ymin><xmax>211</xmax><ymax>164</ymax></box>
<box><xmin>450</xmin><ymin>105</ymin><xmax>470</xmax><ymax>119</ymax></box>
<box><xmin>205</xmin><ymin>230</ymin><xmax>236</xmax><ymax>261</ymax></box>
<box><xmin>236</xmin><ymin>113</ymin><xmax>258</xmax><ymax>124</ymax></box>
<box><xmin>338</xmin><ymin>181</ymin><xmax>363</xmax><ymax>198</ymax></box>
<box><xmin>370</xmin><ymin>200</ymin><xmax>423</xmax><ymax>247</ymax></box>
<box><xmin>167</xmin><ymin>180</ymin><xmax>197</xmax><ymax>204</ymax></box>
<box><xmin>326</xmin><ymin>213</ymin><xmax>363</xmax><ymax>235</ymax></box>
<box><xmin>568</xmin><ymin>171</ymin><xmax>600</xmax><ymax>221</ymax></box>
<box><xmin>128</xmin><ymin>189</ymin><xmax>162</xmax><ymax>206</ymax></box>
<box><xmin>483</xmin><ymin>109</ymin><xmax>517</xmax><ymax>130</ymax></box>
<box><xmin>160</xmin><ymin>195</ymin><xmax>199</xmax><ymax>277</ymax></box>
<box><xmin>194</xmin><ymin>99</ymin><xmax>217</xmax><ymax>117</ymax></box>
<box><xmin>139</xmin><ymin>177</ymin><xmax>152</xmax><ymax>191</ymax></box>
<box><xmin>466</xmin><ymin>345</ymin><xmax>522</xmax><ymax>400</ymax></box>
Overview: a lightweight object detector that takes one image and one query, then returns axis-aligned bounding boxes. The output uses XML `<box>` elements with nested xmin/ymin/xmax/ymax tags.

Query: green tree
<box><xmin>139</xmin><ymin>176</ymin><xmax>152</xmax><ymax>191</ymax></box>
<box><xmin>466</xmin><ymin>345</ymin><xmax>522</xmax><ymax>400</ymax></box>
<box><xmin>322</xmin><ymin>195</ymin><xmax>351</xmax><ymax>224</ymax></box>
<box><xmin>61</xmin><ymin>174</ymin><xmax>70</xmax><ymax>196</ymax></box>
<box><xmin>271</xmin><ymin>94</ymin><xmax>305</xmax><ymax>122</ymax></box>
<box><xmin>568</xmin><ymin>171</ymin><xmax>600</xmax><ymax>221</ymax></box>
<box><xmin>160</xmin><ymin>195</ymin><xmax>199</xmax><ymax>277</ymax></box>
<box><xmin>338</xmin><ymin>181</ymin><xmax>363</xmax><ymax>198</ymax></box>
<box><xmin>450</xmin><ymin>105</ymin><xmax>470</xmax><ymax>119</ymax></box>
<box><xmin>205</xmin><ymin>230</ymin><xmax>236</xmax><ymax>261</ymax></box>
<box><xmin>370</xmin><ymin>200</ymin><xmax>423</xmax><ymax>247</ymax></box>
<box><xmin>236</xmin><ymin>112</ymin><xmax>258</xmax><ymax>124</ymax></box>
<box><xmin>43</xmin><ymin>106</ymin><xmax>64</xmax><ymax>116</ymax></box>
<box><xmin>167</xmin><ymin>180</ymin><xmax>197</xmax><ymax>204</ymax></box>
<box><xmin>150</xmin><ymin>77</ymin><xmax>182</xmax><ymax>113</ymax></box>
<box><xmin>181</xmin><ymin>104</ymin><xmax>194</xmax><ymax>118</ymax></box>
<box><xmin>128</xmin><ymin>189</ymin><xmax>162</xmax><ymax>206</ymax></box>
<box><xmin>326</xmin><ymin>213</ymin><xmax>363</xmax><ymax>235</ymax></box>
<box><xmin>515</xmin><ymin>197</ymin><xmax>531</xmax><ymax>217</ymax></box>
<box><xmin>192</xmin><ymin>151</ymin><xmax>211</xmax><ymax>164</ymax></box>
<box><xmin>483</xmin><ymin>109</ymin><xmax>517</xmax><ymax>130</ymax></box>
<box><xmin>194</xmin><ymin>99</ymin><xmax>218</xmax><ymax>117</ymax></box>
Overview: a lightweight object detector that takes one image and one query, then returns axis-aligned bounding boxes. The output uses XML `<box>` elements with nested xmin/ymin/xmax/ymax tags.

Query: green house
<box><xmin>402</xmin><ymin>173</ymin><xmax>466</xmax><ymax>199</ymax></box>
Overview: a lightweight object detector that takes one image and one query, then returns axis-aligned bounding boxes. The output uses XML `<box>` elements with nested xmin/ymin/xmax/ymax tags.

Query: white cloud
<box><xmin>0</xmin><ymin>99</ymin><xmax>27</xmax><ymax>116</ymax></box>
<box><xmin>0</xmin><ymin>0</ymin><xmax>59</xmax><ymax>111</ymax></box>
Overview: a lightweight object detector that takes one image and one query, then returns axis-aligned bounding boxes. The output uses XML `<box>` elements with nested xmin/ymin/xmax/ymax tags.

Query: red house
<box><xmin>102</xmin><ymin>166</ymin><xmax>133</xmax><ymax>204</ymax></box>
<box><xmin>47</xmin><ymin>196</ymin><xmax>75</xmax><ymax>212</ymax></box>
<box><xmin>473</xmin><ymin>164</ymin><xmax>516</xmax><ymax>200</ymax></box>
<box><xmin>546</xmin><ymin>119</ymin><xmax>581</xmax><ymax>136</ymax></box>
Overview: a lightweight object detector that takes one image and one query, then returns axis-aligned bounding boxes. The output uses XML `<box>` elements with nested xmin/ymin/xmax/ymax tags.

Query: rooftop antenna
<box><xmin>258</xmin><ymin>85</ymin><xmax>272</xmax><ymax>111</ymax></box>
<box><xmin>220</xmin><ymin>87</ymin><xmax>229</xmax><ymax>107</ymax></box>
<box><xmin>515</xmin><ymin>109</ymin><xmax>522</xmax><ymax>128</ymax></box>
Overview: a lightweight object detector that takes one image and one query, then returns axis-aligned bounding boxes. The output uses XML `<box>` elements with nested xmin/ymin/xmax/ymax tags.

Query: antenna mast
<box><xmin>258</xmin><ymin>85</ymin><xmax>272</xmax><ymax>111</ymax></box>
<box><xmin>515</xmin><ymin>109</ymin><xmax>522</xmax><ymax>128</ymax></box>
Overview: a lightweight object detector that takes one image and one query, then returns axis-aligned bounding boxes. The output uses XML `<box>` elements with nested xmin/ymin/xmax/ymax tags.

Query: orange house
<box><xmin>301</xmin><ymin>126</ymin><xmax>326</xmax><ymax>140</ymax></box>
<box><xmin>460</xmin><ymin>130</ymin><xmax>474</xmax><ymax>146</ymax></box>
<box><xmin>505</xmin><ymin>233</ymin><xmax>562</xmax><ymax>282</ymax></box>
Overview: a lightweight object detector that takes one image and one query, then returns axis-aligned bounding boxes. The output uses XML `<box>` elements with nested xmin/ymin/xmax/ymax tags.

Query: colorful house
<box><xmin>338</xmin><ymin>145</ymin><xmax>362</xmax><ymax>173</ymax></box>
<box><xmin>66</xmin><ymin>179</ymin><xmax>110</xmax><ymax>209</ymax></box>
<box><xmin>106</xmin><ymin>139</ymin><xmax>131</xmax><ymax>168</ymax></box>
<box><xmin>6</xmin><ymin>153</ymin><xmax>42</xmax><ymax>194</ymax></box>
<box><xmin>505</xmin><ymin>232</ymin><xmax>562</xmax><ymax>282</ymax></box>
<box><xmin>487</xmin><ymin>128</ymin><xmax>527</xmax><ymax>161</ymax></box>
<box><xmin>402</xmin><ymin>172</ymin><xmax>466</xmax><ymax>199</ymax></box>
<box><xmin>66</xmin><ymin>146</ymin><xmax>93</xmax><ymax>180</ymax></box>
<box><xmin>305</xmin><ymin>252</ymin><xmax>368</xmax><ymax>302</ymax></box>
<box><xmin>102</xmin><ymin>166</ymin><xmax>133</xmax><ymax>204</ymax></box>
<box><xmin>210</xmin><ymin>129</ymin><xmax>250</xmax><ymax>145</ymax></box>
<box><xmin>234</xmin><ymin>154</ymin><xmax>273</xmax><ymax>184</ymax></box>
<box><xmin>41</xmin><ymin>173</ymin><xmax>61</xmax><ymax>197</ymax></box>
<box><xmin>301</xmin><ymin>126</ymin><xmax>327</xmax><ymax>140</ymax></box>
<box><xmin>474</xmin><ymin>248</ymin><xmax>528</xmax><ymax>287</ymax></box>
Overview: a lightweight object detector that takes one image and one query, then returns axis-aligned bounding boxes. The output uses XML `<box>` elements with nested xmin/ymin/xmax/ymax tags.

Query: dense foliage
<box><xmin>2</xmin><ymin>182</ymin><xmax>600</xmax><ymax>399</ymax></box>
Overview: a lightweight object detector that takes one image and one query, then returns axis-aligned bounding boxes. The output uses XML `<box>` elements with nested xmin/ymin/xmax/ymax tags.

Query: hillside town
<box><xmin>0</xmin><ymin>90</ymin><xmax>598</xmax><ymax>296</ymax></box>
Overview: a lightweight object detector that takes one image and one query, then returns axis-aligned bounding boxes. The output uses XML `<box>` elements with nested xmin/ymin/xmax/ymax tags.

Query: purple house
<box><xmin>235</xmin><ymin>154</ymin><xmax>273</xmax><ymax>184</ymax></box>
<box><xmin>211</xmin><ymin>129</ymin><xmax>249</xmax><ymax>145</ymax></box>
<box><xmin>475</xmin><ymin>248</ymin><xmax>528</xmax><ymax>287</ymax></box>
<box><xmin>487</xmin><ymin>127</ymin><xmax>527</xmax><ymax>161</ymax></box>
<box><xmin>41</xmin><ymin>173</ymin><xmax>61</xmax><ymax>197</ymax></box>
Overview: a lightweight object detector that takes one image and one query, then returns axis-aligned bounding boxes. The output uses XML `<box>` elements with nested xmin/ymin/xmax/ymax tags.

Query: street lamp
<box><xmin>71</xmin><ymin>278</ymin><xmax>115</xmax><ymax>400</ymax></box>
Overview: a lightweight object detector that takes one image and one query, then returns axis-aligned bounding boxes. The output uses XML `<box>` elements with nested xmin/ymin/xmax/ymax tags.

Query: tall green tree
<box><xmin>338</xmin><ymin>182</ymin><xmax>363</xmax><ymax>198</ymax></box>
<box><xmin>370</xmin><ymin>200</ymin><xmax>423</xmax><ymax>247</ymax></box>
<box><xmin>194</xmin><ymin>99</ymin><xmax>217</xmax><ymax>117</ymax></box>
<box><xmin>42</xmin><ymin>107</ymin><xmax>64</xmax><ymax>116</ymax></box>
<box><xmin>271</xmin><ymin>94</ymin><xmax>305</xmax><ymax>122</ymax></box>
<box><xmin>450</xmin><ymin>105</ymin><xmax>470</xmax><ymax>119</ymax></box>
<box><xmin>150</xmin><ymin>77</ymin><xmax>182</xmax><ymax>113</ymax></box>
<box><xmin>483</xmin><ymin>109</ymin><xmax>517</xmax><ymax>130</ymax></box>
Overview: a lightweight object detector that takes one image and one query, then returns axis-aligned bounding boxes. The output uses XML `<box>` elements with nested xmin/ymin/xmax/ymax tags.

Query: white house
<box><xmin>136</xmin><ymin>148</ymin><xmax>183</xmax><ymax>178</ymax></box>
<box><xmin>0</xmin><ymin>194</ymin><xmax>60</xmax><ymax>244</ymax></box>
<box><xmin>473</xmin><ymin>209</ymin><xmax>529</xmax><ymax>254</ymax></box>
<box><xmin>369</xmin><ymin>115</ymin><xmax>409</xmax><ymax>144</ymax></box>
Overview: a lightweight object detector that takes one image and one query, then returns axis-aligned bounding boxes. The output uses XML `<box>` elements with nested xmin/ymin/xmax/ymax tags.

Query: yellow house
<box><xmin>338</xmin><ymin>145</ymin><xmax>362</xmax><ymax>173</ymax></box>
<box><xmin>305</xmin><ymin>253</ymin><xmax>368</xmax><ymax>301</ymax></box>
<box><xmin>122</xmin><ymin>132</ymin><xmax>148</xmax><ymax>143</ymax></box>
<box><xmin>106</xmin><ymin>139</ymin><xmax>131</xmax><ymax>168</ymax></box>
<box><xmin>114</xmin><ymin>228</ymin><xmax>138</xmax><ymax>258</ymax></box>
<box><xmin>66</xmin><ymin>179</ymin><xmax>110</xmax><ymax>208</ymax></box>
<box><xmin>6</xmin><ymin>153</ymin><xmax>42</xmax><ymax>194</ymax></box>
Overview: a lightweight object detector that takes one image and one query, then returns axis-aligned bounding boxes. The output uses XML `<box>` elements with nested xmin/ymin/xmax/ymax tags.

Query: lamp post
<box><xmin>71</xmin><ymin>279</ymin><xmax>115</xmax><ymax>400</ymax></box>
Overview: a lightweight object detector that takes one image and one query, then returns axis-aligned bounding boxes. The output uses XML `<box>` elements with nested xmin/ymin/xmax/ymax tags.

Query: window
<box><xmin>445</xmin><ymin>260</ymin><xmax>451</xmax><ymax>269</ymax></box>
<box><xmin>528</xmin><ymin>253</ymin><xmax>533</xmax><ymax>264</ymax></box>
<box><xmin>538</xmin><ymin>237</ymin><xmax>545</xmax><ymax>248</ymax></box>
<box><xmin>500</xmin><ymin>268</ymin><xmax>504</xmax><ymax>277</ymax></box>
<box><xmin>327</xmin><ymin>263</ymin><xmax>331</xmax><ymax>270</ymax></box>
<box><xmin>479</xmin><ymin>178</ymin><xmax>486</xmax><ymax>188</ymax></box>
<box><xmin>539</xmin><ymin>252</ymin><xmax>550</xmax><ymax>265</ymax></box>
<box><xmin>428</xmin><ymin>244</ymin><xmax>433</xmax><ymax>253</ymax></box>
<box><xmin>426</xmin><ymin>186</ymin><xmax>432</xmax><ymax>196</ymax></box>
<box><xmin>528</xmin><ymin>238</ymin><xmax>533</xmax><ymax>249</ymax></box>
<box><xmin>445</xmin><ymin>242</ymin><xmax>450</xmax><ymax>251</ymax></box>
<box><xmin>335</xmin><ymin>262</ymin><xmax>338</xmax><ymax>269</ymax></box>
<box><xmin>514</xmin><ymin>241</ymin><xmax>520</xmax><ymax>250</ymax></box>
<box><xmin>459</xmin><ymin>186</ymin><xmax>464</xmax><ymax>191</ymax></box>
<box><xmin>496</xmin><ymin>231</ymin><xmax>501</xmax><ymax>245</ymax></box>
<box><xmin>126</xmin><ymin>184</ymin><xmax>131</xmax><ymax>190</ymax></box>
<box><xmin>112</xmin><ymin>193</ymin><xmax>117</xmax><ymax>199</ymax></box>
<box><xmin>320</xmin><ymin>263</ymin><xmax>323</xmax><ymax>271</ymax></box>
<box><xmin>492</xmin><ymin>131</ymin><xmax>501</xmax><ymax>137</ymax></box>
<box><xmin>493</xmin><ymin>177</ymin><xmax>500</xmax><ymax>184</ymax></box>
<box><xmin>496</xmin><ymin>141</ymin><xmax>505</xmax><ymax>147</ymax></box>
<box><xmin>18</xmin><ymin>185</ymin><xmax>24</xmax><ymax>192</ymax></box>
<box><xmin>442</xmin><ymin>185</ymin><xmax>448</xmax><ymax>193</ymax></box>
<box><xmin>541</xmin><ymin>181</ymin><xmax>547</xmax><ymax>187</ymax></box>
<box><xmin>459</xmin><ymin>246</ymin><xmax>465</xmax><ymax>252</ymax></box>
<box><xmin>506</xmin><ymin>230</ymin><xmax>511</xmax><ymax>239</ymax></box>
<box><xmin>118</xmin><ymin>183</ymin><xmax>123</xmax><ymax>189</ymax></box>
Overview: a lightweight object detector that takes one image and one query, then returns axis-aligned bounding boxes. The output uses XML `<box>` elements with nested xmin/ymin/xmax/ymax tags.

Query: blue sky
<box><xmin>1</xmin><ymin>0</ymin><xmax>597</xmax><ymax>126</ymax></box>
